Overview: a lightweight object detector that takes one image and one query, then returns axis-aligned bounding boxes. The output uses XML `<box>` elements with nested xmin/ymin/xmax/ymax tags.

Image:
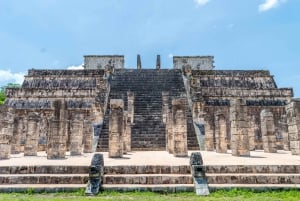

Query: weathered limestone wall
<box><xmin>230</xmin><ymin>99</ymin><xmax>250</xmax><ymax>157</ymax></box>
<box><xmin>84</xmin><ymin>55</ymin><xmax>124</xmax><ymax>69</ymax></box>
<box><xmin>0</xmin><ymin>106</ymin><xmax>14</xmax><ymax>159</ymax></box>
<box><xmin>173</xmin><ymin>56</ymin><xmax>214</xmax><ymax>70</ymax></box>
<box><xmin>172</xmin><ymin>99</ymin><xmax>188</xmax><ymax>157</ymax></box>
<box><xmin>47</xmin><ymin>100</ymin><xmax>67</xmax><ymax>159</ymax></box>
<box><xmin>24</xmin><ymin>112</ymin><xmax>40</xmax><ymax>156</ymax></box>
<box><xmin>215</xmin><ymin>112</ymin><xmax>227</xmax><ymax>153</ymax></box>
<box><xmin>260</xmin><ymin>110</ymin><xmax>277</xmax><ymax>153</ymax></box>
<box><xmin>286</xmin><ymin>100</ymin><xmax>300</xmax><ymax>155</ymax></box>
<box><xmin>109</xmin><ymin>99</ymin><xmax>124</xmax><ymax>158</ymax></box>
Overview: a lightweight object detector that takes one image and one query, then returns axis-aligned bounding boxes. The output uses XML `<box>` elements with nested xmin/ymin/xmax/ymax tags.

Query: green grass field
<box><xmin>1</xmin><ymin>189</ymin><xmax>300</xmax><ymax>201</ymax></box>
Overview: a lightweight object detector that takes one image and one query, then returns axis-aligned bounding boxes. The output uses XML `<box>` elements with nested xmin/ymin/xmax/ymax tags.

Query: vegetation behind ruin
<box><xmin>0</xmin><ymin>83</ymin><xmax>21</xmax><ymax>105</ymax></box>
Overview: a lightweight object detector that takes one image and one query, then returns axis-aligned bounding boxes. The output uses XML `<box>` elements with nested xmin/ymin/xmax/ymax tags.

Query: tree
<box><xmin>0</xmin><ymin>83</ymin><xmax>21</xmax><ymax>105</ymax></box>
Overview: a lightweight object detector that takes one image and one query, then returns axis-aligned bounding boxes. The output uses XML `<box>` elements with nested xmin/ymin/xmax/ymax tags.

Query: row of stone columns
<box><xmin>196</xmin><ymin>99</ymin><xmax>289</xmax><ymax>157</ymax></box>
<box><xmin>0</xmin><ymin>100</ymin><xmax>95</xmax><ymax>160</ymax></box>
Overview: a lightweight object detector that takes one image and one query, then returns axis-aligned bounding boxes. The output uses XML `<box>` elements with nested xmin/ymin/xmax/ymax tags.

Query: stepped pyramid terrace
<box><xmin>0</xmin><ymin>54</ymin><xmax>300</xmax><ymax>193</ymax></box>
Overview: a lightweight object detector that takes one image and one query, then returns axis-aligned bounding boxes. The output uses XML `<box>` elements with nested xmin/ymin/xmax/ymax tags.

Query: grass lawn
<box><xmin>1</xmin><ymin>189</ymin><xmax>300</xmax><ymax>201</ymax></box>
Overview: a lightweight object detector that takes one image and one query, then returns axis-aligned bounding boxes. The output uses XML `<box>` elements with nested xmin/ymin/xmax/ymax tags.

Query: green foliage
<box><xmin>0</xmin><ymin>83</ymin><xmax>21</xmax><ymax>105</ymax></box>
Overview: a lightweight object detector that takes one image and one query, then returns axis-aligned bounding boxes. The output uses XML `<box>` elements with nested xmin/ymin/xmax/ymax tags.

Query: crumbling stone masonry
<box><xmin>260</xmin><ymin>110</ymin><xmax>277</xmax><ymax>153</ymax></box>
<box><xmin>286</xmin><ymin>99</ymin><xmax>300</xmax><ymax>155</ymax></box>
<box><xmin>109</xmin><ymin>99</ymin><xmax>124</xmax><ymax>158</ymax></box>
<box><xmin>0</xmin><ymin>107</ymin><xmax>14</xmax><ymax>159</ymax></box>
<box><xmin>172</xmin><ymin>98</ymin><xmax>188</xmax><ymax>157</ymax></box>
<box><xmin>215</xmin><ymin>112</ymin><xmax>227</xmax><ymax>153</ymax></box>
<box><xmin>47</xmin><ymin>100</ymin><xmax>67</xmax><ymax>159</ymax></box>
<box><xmin>24</xmin><ymin>112</ymin><xmax>40</xmax><ymax>156</ymax></box>
<box><xmin>230</xmin><ymin>99</ymin><xmax>250</xmax><ymax>157</ymax></box>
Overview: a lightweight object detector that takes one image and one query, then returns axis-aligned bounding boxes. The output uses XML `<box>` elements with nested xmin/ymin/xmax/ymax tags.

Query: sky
<box><xmin>0</xmin><ymin>0</ymin><xmax>300</xmax><ymax>96</ymax></box>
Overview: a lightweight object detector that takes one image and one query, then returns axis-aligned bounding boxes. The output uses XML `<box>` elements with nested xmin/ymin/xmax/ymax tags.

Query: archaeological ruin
<box><xmin>1</xmin><ymin>54</ymin><xmax>300</xmax><ymax>193</ymax></box>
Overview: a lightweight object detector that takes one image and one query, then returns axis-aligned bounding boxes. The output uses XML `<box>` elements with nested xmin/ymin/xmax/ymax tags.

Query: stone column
<box><xmin>286</xmin><ymin>100</ymin><xmax>300</xmax><ymax>155</ymax></box>
<box><xmin>248</xmin><ymin>116</ymin><xmax>256</xmax><ymax>151</ymax></box>
<box><xmin>166</xmin><ymin>108</ymin><xmax>174</xmax><ymax>153</ymax></box>
<box><xmin>137</xmin><ymin>54</ymin><xmax>142</xmax><ymax>69</ymax></box>
<box><xmin>279</xmin><ymin>115</ymin><xmax>290</xmax><ymax>151</ymax></box>
<box><xmin>260</xmin><ymin>110</ymin><xmax>277</xmax><ymax>153</ymax></box>
<box><xmin>127</xmin><ymin>91</ymin><xmax>134</xmax><ymax>124</ymax></box>
<box><xmin>215</xmin><ymin>113</ymin><xmax>227</xmax><ymax>153</ymax></box>
<box><xmin>109</xmin><ymin>99</ymin><xmax>124</xmax><ymax>158</ymax></box>
<box><xmin>0</xmin><ymin>107</ymin><xmax>14</xmax><ymax>159</ymax></box>
<box><xmin>230</xmin><ymin>99</ymin><xmax>250</xmax><ymax>157</ymax></box>
<box><xmin>162</xmin><ymin>91</ymin><xmax>169</xmax><ymax>124</ymax></box>
<box><xmin>47</xmin><ymin>100</ymin><xmax>67</xmax><ymax>159</ymax></box>
<box><xmin>83</xmin><ymin>119</ymin><xmax>93</xmax><ymax>153</ymax></box>
<box><xmin>204</xmin><ymin>116</ymin><xmax>214</xmax><ymax>151</ymax></box>
<box><xmin>123</xmin><ymin>112</ymin><xmax>131</xmax><ymax>153</ymax></box>
<box><xmin>24</xmin><ymin>112</ymin><xmax>40</xmax><ymax>156</ymax></box>
<box><xmin>172</xmin><ymin>98</ymin><xmax>188</xmax><ymax>157</ymax></box>
<box><xmin>11</xmin><ymin>117</ymin><xmax>23</xmax><ymax>154</ymax></box>
<box><xmin>156</xmin><ymin>55</ymin><xmax>161</xmax><ymax>70</ymax></box>
<box><xmin>70</xmin><ymin>113</ymin><xmax>84</xmax><ymax>155</ymax></box>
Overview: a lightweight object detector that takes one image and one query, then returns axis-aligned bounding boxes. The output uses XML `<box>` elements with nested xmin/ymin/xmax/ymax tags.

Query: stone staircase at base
<box><xmin>0</xmin><ymin>166</ymin><xmax>89</xmax><ymax>193</ymax></box>
<box><xmin>206</xmin><ymin>165</ymin><xmax>300</xmax><ymax>190</ymax></box>
<box><xmin>102</xmin><ymin>164</ymin><xmax>300</xmax><ymax>192</ymax></box>
<box><xmin>102</xmin><ymin>165</ymin><xmax>194</xmax><ymax>192</ymax></box>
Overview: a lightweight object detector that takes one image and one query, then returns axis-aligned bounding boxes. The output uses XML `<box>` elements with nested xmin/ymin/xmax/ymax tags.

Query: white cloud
<box><xmin>195</xmin><ymin>0</ymin><xmax>211</xmax><ymax>6</ymax></box>
<box><xmin>67</xmin><ymin>64</ymin><xmax>84</xmax><ymax>70</ymax></box>
<box><xmin>259</xmin><ymin>0</ymin><xmax>287</xmax><ymax>12</ymax></box>
<box><xmin>0</xmin><ymin>70</ymin><xmax>25</xmax><ymax>85</ymax></box>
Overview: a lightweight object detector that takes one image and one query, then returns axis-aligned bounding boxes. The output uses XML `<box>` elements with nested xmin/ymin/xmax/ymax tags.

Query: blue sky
<box><xmin>0</xmin><ymin>0</ymin><xmax>300</xmax><ymax>96</ymax></box>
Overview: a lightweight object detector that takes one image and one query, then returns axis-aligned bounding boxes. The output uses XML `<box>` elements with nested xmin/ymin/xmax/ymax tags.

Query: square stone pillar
<box><xmin>215</xmin><ymin>113</ymin><xmax>227</xmax><ymax>153</ymax></box>
<box><xmin>162</xmin><ymin>91</ymin><xmax>169</xmax><ymax>124</ymax></box>
<box><xmin>172</xmin><ymin>98</ymin><xmax>188</xmax><ymax>157</ymax></box>
<box><xmin>47</xmin><ymin>100</ymin><xmax>67</xmax><ymax>159</ymax></box>
<box><xmin>166</xmin><ymin>108</ymin><xmax>174</xmax><ymax>153</ymax></box>
<box><xmin>260</xmin><ymin>110</ymin><xmax>277</xmax><ymax>153</ymax></box>
<box><xmin>109</xmin><ymin>99</ymin><xmax>124</xmax><ymax>158</ymax></box>
<box><xmin>0</xmin><ymin>107</ymin><xmax>14</xmax><ymax>159</ymax></box>
<box><xmin>11</xmin><ymin>117</ymin><xmax>23</xmax><ymax>154</ymax></box>
<box><xmin>204</xmin><ymin>119</ymin><xmax>215</xmax><ymax>151</ymax></box>
<box><xmin>70</xmin><ymin>114</ymin><xmax>84</xmax><ymax>155</ymax></box>
<box><xmin>83</xmin><ymin>119</ymin><xmax>93</xmax><ymax>153</ymax></box>
<box><xmin>122</xmin><ymin>111</ymin><xmax>132</xmax><ymax>153</ymax></box>
<box><xmin>279</xmin><ymin>115</ymin><xmax>290</xmax><ymax>151</ymax></box>
<box><xmin>286</xmin><ymin>100</ymin><xmax>300</xmax><ymax>155</ymax></box>
<box><xmin>127</xmin><ymin>91</ymin><xmax>134</xmax><ymax>124</ymax></box>
<box><xmin>230</xmin><ymin>99</ymin><xmax>250</xmax><ymax>157</ymax></box>
<box><xmin>248</xmin><ymin>116</ymin><xmax>256</xmax><ymax>151</ymax></box>
<box><xmin>24</xmin><ymin>112</ymin><xmax>40</xmax><ymax>156</ymax></box>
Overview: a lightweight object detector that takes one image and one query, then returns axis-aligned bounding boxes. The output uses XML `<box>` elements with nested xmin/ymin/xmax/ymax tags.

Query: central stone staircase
<box><xmin>97</xmin><ymin>69</ymin><xmax>198</xmax><ymax>152</ymax></box>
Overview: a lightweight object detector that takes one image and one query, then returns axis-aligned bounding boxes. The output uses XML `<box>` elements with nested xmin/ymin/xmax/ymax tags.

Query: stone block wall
<box><xmin>84</xmin><ymin>55</ymin><xmax>124</xmax><ymax>69</ymax></box>
<box><xmin>286</xmin><ymin>99</ymin><xmax>300</xmax><ymax>155</ymax></box>
<box><xmin>173</xmin><ymin>56</ymin><xmax>214</xmax><ymax>70</ymax></box>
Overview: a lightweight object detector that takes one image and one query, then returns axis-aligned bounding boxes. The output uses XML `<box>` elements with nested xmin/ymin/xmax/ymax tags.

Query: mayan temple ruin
<box><xmin>0</xmin><ymin>54</ymin><xmax>300</xmax><ymax>193</ymax></box>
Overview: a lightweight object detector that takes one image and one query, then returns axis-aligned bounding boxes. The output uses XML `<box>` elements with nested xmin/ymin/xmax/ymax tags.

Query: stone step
<box><xmin>104</xmin><ymin>165</ymin><xmax>191</xmax><ymax>175</ymax></box>
<box><xmin>0</xmin><ymin>184</ymin><xmax>86</xmax><ymax>193</ymax></box>
<box><xmin>206</xmin><ymin>173</ymin><xmax>300</xmax><ymax>184</ymax></box>
<box><xmin>0</xmin><ymin>174</ymin><xmax>88</xmax><ymax>184</ymax></box>
<box><xmin>205</xmin><ymin>165</ymin><xmax>300</xmax><ymax>174</ymax></box>
<box><xmin>102</xmin><ymin>184</ymin><xmax>194</xmax><ymax>192</ymax></box>
<box><xmin>208</xmin><ymin>184</ymin><xmax>300</xmax><ymax>191</ymax></box>
<box><xmin>0</xmin><ymin>166</ymin><xmax>89</xmax><ymax>174</ymax></box>
<box><xmin>104</xmin><ymin>174</ymin><xmax>193</xmax><ymax>185</ymax></box>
